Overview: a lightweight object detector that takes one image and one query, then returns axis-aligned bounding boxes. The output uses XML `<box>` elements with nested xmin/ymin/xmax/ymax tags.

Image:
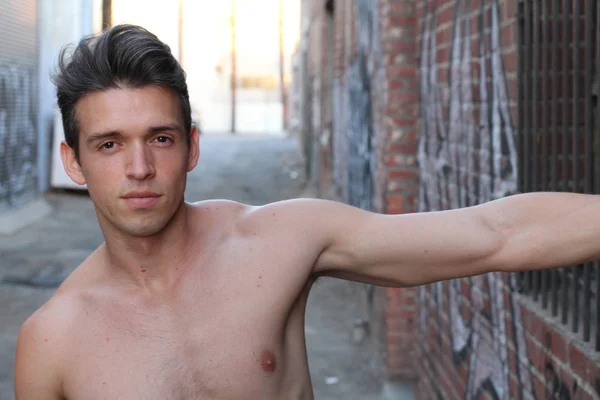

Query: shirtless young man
<box><xmin>13</xmin><ymin>24</ymin><xmax>600</xmax><ymax>399</ymax></box>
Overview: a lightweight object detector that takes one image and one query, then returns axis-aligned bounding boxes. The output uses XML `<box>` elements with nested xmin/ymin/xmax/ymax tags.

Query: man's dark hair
<box><xmin>52</xmin><ymin>24</ymin><xmax>191</xmax><ymax>161</ymax></box>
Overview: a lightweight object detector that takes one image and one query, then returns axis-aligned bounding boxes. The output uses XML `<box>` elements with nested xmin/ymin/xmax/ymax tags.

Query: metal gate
<box><xmin>517</xmin><ymin>0</ymin><xmax>600</xmax><ymax>349</ymax></box>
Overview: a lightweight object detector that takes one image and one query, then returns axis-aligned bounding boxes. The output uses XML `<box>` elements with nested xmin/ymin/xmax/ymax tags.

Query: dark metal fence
<box><xmin>517</xmin><ymin>0</ymin><xmax>600</xmax><ymax>349</ymax></box>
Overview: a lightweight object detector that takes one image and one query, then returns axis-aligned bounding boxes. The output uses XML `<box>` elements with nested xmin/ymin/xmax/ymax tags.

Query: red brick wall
<box><xmin>378</xmin><ymin>0</ymin><xmax>420</xmax><ymax>381</ymax></box>
<box><xmin>327</xmin><ymin>0</ymin><xmax>422</xmax><ymax>380</ymax></box>
<box><xmin>303</xmin><ymin>0</ymin><xmax>421</xmax><ymax>381</ymax></box>
<box><xmin>415</xmin><ymin>1</ymin><xmax>600</xmax><ymax>399</ymax></box>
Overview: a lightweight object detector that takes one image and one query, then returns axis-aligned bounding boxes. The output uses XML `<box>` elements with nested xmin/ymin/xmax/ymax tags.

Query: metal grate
<box><xmin>517</xmin><ymin>0</ymin><xmax>600</xmax><ymax>349</ymax></box>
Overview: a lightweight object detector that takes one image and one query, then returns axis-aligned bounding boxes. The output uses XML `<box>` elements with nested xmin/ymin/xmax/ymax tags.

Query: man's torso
<box><xmin>45</xmin><ymin>201</ymin><xmax>321</xmax><ymax>399</ymax></box>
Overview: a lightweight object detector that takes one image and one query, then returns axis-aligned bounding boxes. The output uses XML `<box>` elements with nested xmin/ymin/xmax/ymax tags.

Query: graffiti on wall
<box><xmin>417</xmin><ymin>1</ymin><xmax>529</xmax><ymax>399</ymax></box>
<box><xmin>0</xmin><ymin>65</ymin><xmax>37</xmax><ymax>209</ymax></box>
<box><xmin>332</xmin><ymin>0</ymin><xmax>383</xmax><ymax>211</ymax></box>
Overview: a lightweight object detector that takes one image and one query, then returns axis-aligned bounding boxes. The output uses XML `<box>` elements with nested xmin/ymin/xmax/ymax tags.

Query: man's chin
<box><xmin>111</xmin><ymin>216</ymin><xmax>170</xmax><ymax>238</ymax></box>
<box><xmin>122</xmin><ymin>223</ymin><xmax>167</xmax><ymax>238</ymax></box>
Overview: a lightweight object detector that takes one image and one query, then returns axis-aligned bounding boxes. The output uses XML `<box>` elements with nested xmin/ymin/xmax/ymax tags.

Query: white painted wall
<box><xmin>38</xmin><ymin>0</ymin><xmax>101</xmax><ymax>190</ymax></box>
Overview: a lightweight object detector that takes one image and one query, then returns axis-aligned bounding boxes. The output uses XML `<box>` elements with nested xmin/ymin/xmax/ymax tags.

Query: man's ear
<box><xmin>187</xmin><ymin>124</ymin><xmax>200</xmax><ymax>172</ymax></box>
<box><xmin>60</xmin><ymin>141</ymin><xmax>86</xmax><ymax>185</ymax></box>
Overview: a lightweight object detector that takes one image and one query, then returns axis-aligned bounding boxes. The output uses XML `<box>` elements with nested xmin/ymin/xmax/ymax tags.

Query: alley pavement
<box><xmin>0</xmin><ymin>133</ymin><xmax>386</xmax><ymax>399</ymax></box>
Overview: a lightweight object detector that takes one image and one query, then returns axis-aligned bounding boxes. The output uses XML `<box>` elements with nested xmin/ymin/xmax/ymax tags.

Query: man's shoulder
<box><xmin>188</xmin><ymin>197</ymin><xmax>342</xmax><ymax>240</ymax></box>
<box><xmin>19</xmin><ymin>288</ymin><xmax>85</xmax><ymax>347</ymax></box>
<box><xmin>189</xmin><ymin>197</ymin><xmax>333</xmax><ymax>217</ymax></box>
<box><xmin>189</xmin><ymin>199</ymin><xmax>251</xmax><ymax>220</ymax></box>
<box><xmin>236</xmin><ymin>197</ymin><xmax>341</xmax><ymax>229</ymax></box>
<box><xmin>15</xmin><ymin>289</ymin><xmax>85</xmax><ymax>398</ymax></box>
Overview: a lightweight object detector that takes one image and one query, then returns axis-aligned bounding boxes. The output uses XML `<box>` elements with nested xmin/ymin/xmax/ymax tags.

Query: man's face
<box><xmin>60</xmin><ymin>85</ymin><xmax>199</xmax><ymax>237</ymax></box>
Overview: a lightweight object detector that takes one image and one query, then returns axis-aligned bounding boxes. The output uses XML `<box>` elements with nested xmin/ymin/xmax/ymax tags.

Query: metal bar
<box><xmin>540</xmin><ymin>2</ymin><xmax>550</xmax><ymax>309</ymax></box>
<box><xmin>532</xmin><ymin>0</ymin><xmax>540</xmax><ymax>194</ymax></box>
<box><xmin>571</xmin><ymin>1</ymin><xmax>582</xmax><ymax>335</ymax></box>
<box><xmin>561</xmin><ymin>268</ymin><xmax>569</xmax><ymax>325</ymax></box>
<box><xmin>585</xmin><ymin>2</ymin><xmax>596</xmax><ymax>196</ymax></box>
<box><xmin>573</xmin><ymin>1</ymin><xmax>581</xmax><ymax>193</ymax></box>
<box><xmin>518</xmin><ymin>1</ymin><xmax>526</xmax><ymax>193</ymax></box>
<box><xmin>523</xmin><ymin>0</ymin><xmax>531</xmax><ymax>194</ymax></box>
<box><xmin>559</xmin><ymin>0</ymin><xmax>570</xmax><ymax>325</ymax></box>
<box><xmin>551</xmin><ymin>0</ymin><xmax>559</xmax><ymax>191</ymax></box>
<box><xmin>541</xmin><ymin>2</ymin><xmax>549</xmax><ymax>192</ymax></box>
<box><xmin>573</xmin><ymin>267</ymin><xmax>580</xmax><ymax>333</ymax></box>
<box><xmin>560</xmin><ymin>0</ymin><xmax>571</xmax><ymax>325</ymax></box>
<box><xmin>532</xmin><ymin>0</ymin><xmax>541</xmax><ymax>302</ymax></box>
<box><xmin>551</xmin><ymin>269</ymin><xmax>559</xmax><ymax>316</ymax></box>
<box><xmin>584</xmin><ymin>264</ymin><xmax>592</xmax><ymax>341</ymax></box>
<box><xmin>562</xmin><ymin>0</ymin><xmax>569</xmax><ymax>193</ymax></box>
<box><xmin>541</xmin><ymin>271</ymin><xmax>549</xmax><ymax>309</ymax></box>
<box><xmin>523</xmin><ymin>0</ymin><xmax>532</xmax><ymax>295</ymax></box>
<box><xmin>596</xmin><ymin>261</ymin><xmax>600</xmax><ymax>350</ymax></box>
<box><xmin>550</xmin><ymin>0</ymin><xmax>560</xmax><ymax>317</ymax></box>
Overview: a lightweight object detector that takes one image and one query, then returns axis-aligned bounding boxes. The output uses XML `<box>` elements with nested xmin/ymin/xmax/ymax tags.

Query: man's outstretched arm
<box><xmin>266</xmin><ymin>193</ymin><xmax>600</xmax><ymax>287</ymax></box>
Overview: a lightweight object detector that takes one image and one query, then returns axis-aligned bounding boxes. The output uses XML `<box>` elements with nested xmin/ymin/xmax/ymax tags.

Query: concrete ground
<box><xmin>0</xmin><ymin>134</ymin><xmax>398</xmax><ymax>399</ymax></box>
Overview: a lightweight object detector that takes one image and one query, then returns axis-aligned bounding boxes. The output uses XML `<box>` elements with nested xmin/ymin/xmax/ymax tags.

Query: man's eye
<box><xmin>101</xmin><ymin>141</ymin><xmax>115</xmax><ymax>149</ymax></box>
<box><xmin>155</xmin><ymin>136</ymin><xmax>171</xmax><ymax>143</ymax></box>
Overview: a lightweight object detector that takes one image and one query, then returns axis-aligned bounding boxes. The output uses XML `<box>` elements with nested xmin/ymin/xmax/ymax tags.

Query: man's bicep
<box><xmin>314</xmin><ymin>204</ymin><xmax>505</xmax><ymax>286</ymax></box>
<box><xmin>14</xmin><ymin>316</ymin><xmax>63</xmax><ymax>400</ymax></box>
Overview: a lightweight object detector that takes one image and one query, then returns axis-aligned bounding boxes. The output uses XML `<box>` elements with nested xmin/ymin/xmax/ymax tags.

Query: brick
<box><xmin>437</xmin><ymin>46</ymin><xmax>450</xmax><ymax>63</ymax></box>
<box><xmin>577</xmin><ymin>389</ymin><xmax>597</xmax><ymax>400</ymax></box>
<box><xmin>387</xmin><ymin>103</ymin><xmax>419</xmax><ymax>118</ymax></box>
<box><xmin>387</xmin><ymin>65</ymin><xmax>418</xmax><ymax>78</ymax></box>
<box><xmin>389</xmin><ymin>127</ymin><xmax>417</xmax><ymax>143</ymax></box>
<box><xmin>388</xmin><ymin>170</ymin><xmax>418</xmax><ymax>180</ymax></box>
<box><xmin>533</xmin><ymin>373</ymin><xmax>546</xmax><ymax>400</ymax></box>
<box><xmin>569</xmin><ymin>343</ymin><xmax>591</xmax><ymax>382</ymax></box>
<box><xmin>385</xmin><ymin>116</ymin><xmax>417</xmax><ymax>129</ymax></box>
<box><xmin>504</xmin><ymin>0</ymin><xmax>519</xmax><ymax>20</ymax></box>
<box><xmin>503</xmin><ymin>49</ymin><xmax>518</xmax><ymax>73</ymax></box>
<box><xmin>388</xmin><ymin>78</ymin><xmax>412</xmax><ymax>91</ymax></box>
<box><xmin>386</xmin><ymin>15</ymin><xmax>418</xmax><ymax>31</ymax></box>
<box><xmin>384</xmin><ymin>40</ymin><xmax>417</xmax><ymax>54</ymax></box>
<box><xmin>385</xmin><ymin>153</ymin><xmax>417</xmax><ymax>168</ymax></box>
<box><xmin>388</xmin><ymin>2</ymin><xmax>417</xmax><ymax>18</ymax></box>
<box><xmin>500</xmin><ymin>23</ymin><xmax>515</xmax><ymax>49</ymax></box>
<box><xmin>525</xmin><ymin>334</ymin><xmax>545</xmax><ymax>372</ymax></box>
<box><xmin>505</xmin><ymin>76</ymin><xmax>518</xmax><ymax>99</ymax></box>
<box><xmin>387</xmin><ymin>142</ymin><xmax>418</xmax><ymax>154</ymax></box>
<box><xmin>546</xmin><ymin>328</ymin><xmax>569</xmax><ymax>364</ymax></box>
<box><xmin>436</xmin><ymin>4</ymin><xmax>456</xmax><ymax>26</ymax></box>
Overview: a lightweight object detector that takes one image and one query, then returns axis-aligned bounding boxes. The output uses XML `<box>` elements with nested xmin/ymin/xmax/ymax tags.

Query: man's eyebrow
<box><xmin>84</xmin><ymin>124</ymin><xmax>183</xmax><ymax>145</ymax></box>
<box><xmin>149</xmin><ymin>124</ymin><xmax>183</xmax><ymax>133</ymax></box>
<box><xmin>85</xmin><ymin>131</ymin><xmax>123</xmax><ymax>144</ymax></box>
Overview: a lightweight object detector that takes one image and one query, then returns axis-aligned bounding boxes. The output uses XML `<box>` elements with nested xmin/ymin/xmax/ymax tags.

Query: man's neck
<box><xmin>99</xmin><ymin>202</ymin><xmax>195</xmax><ymax>292</ymax></box>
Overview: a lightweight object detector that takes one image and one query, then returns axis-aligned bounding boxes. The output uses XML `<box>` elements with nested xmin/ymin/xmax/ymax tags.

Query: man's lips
<box><xmin>122</xmin><ymin>191</ymin><xmax>161</xmax><ymax>199</ymax></box>
<box><xmin>121</xmin><ymin>192</ymin><xmax>162</xmax><ymax>208</ymax></box>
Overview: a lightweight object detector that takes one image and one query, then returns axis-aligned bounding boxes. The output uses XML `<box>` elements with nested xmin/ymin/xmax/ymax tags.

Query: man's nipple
<box><xmin>260</xmin><ymin>350</ymin><xmax>277</xmax><ymax>373</ymax></box>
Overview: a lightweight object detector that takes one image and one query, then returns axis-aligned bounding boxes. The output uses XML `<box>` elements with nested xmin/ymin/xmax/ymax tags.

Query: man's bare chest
<box><xmin>62</xmin><ymin>289</ymin><xmax>292</xmax><ymax>400</ymax></box>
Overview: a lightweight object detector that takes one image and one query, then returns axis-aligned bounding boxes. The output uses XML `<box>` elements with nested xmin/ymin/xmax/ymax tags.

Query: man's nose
<box><xmin>125</xmin><ymin>143</ymin><xmax>155</xmax><ymax>180</ymax></box>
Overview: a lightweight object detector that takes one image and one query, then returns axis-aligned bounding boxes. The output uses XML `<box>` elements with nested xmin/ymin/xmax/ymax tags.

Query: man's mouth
<box><xmin>122</xmin><ymin>192</ymin><xmax>162</xmax><ymax>208</ymax></box>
